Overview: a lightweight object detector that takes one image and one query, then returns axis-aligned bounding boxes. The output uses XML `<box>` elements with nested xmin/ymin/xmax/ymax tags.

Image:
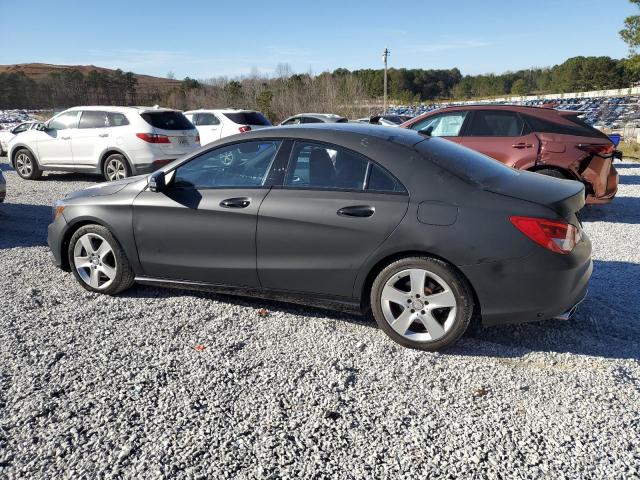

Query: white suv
<box><xmin>7</xmin><ymin>106</ymin><xmax>200</xmax><ymax>181</ymax></box>
<box><xmin>184</xmin><ymin>109</ymin><xmax>271</xmax><ymax>145</ymax></box>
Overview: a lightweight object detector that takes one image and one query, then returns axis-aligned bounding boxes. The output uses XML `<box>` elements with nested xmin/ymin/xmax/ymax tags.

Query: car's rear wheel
<box><xmin>371</xmin><ymin>257</ymin><xmax>474</xmax><ymax>351</ymax></box>
<box><xmin>103</xmin><ymin>154</ymin><xmax>130</xmax><ymax>181</ymax></box>
<box><xmin>14</xmin><ymin>149</ymin><xmax>43</xmax><ymax>180</ymax></box>
<box><xmin>68</xmin><ymin>225</ymin><xmax>135</xmax><ymax>295</ymax></box>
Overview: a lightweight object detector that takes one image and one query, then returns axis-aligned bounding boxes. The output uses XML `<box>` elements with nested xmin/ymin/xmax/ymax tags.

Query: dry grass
<box><xmin>618</xmin><ymin>141</ymin><xmax>640</xmax><ymax>161</ymax></box>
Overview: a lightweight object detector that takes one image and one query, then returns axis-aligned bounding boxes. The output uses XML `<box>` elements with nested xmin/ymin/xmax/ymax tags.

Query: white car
<box><xmin>7</xmin><ymin>106</ymin><xmax>199</xmax><ymax>181</ymax></box>
<box><xmin>0</xmin><ymin>121</ymin><xmax>38</xmax><ymax>156</ymax></box>
<box><xmin>184</xmin><ymin>109</ymin><xmax>271</xmax><ymax>145</ymax></box>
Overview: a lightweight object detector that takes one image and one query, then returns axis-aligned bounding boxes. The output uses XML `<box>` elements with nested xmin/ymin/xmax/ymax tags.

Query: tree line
<box><xmin>0</xmin><ymin>55</ymin><xmax>638</xmax><ymax>123</ymax></box>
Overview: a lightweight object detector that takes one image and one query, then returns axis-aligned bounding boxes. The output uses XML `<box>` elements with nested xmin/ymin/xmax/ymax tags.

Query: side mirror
<box><xmin>148</xmin><ymin>170</ymin><xmax>167</xmax><ymax>193</ymax></box>
<box><xmin>418</xmin><ymin>126</ymin><xmax>434</xmax><ymax>137</ymax></box>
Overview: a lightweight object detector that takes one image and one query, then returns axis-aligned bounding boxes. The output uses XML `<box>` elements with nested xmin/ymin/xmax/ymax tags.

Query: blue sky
<box><xmin>0</xmin><ymin>0</ymin><xmax>636</xmax><ymax>79</ymax></box>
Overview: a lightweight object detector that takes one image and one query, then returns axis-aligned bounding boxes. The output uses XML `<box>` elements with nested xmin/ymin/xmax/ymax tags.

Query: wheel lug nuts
<box><xmin>410</xmin><ymin>309</ymin><xmax>415</xmax><ymax>313</ymax></box>
<box><xmin>421</xmin><ymin>310</ymin><xmax>425</xmax><ymax>314</ymax></box>
<box><xmin>407</xmin><ymin>299</ymin><xmax>412</xmax><ymax>303</ymax></box>
<box><xmin>415</xmin><ymin>294</ymin><xmax>420</xmax><ymax>298</ymax></box>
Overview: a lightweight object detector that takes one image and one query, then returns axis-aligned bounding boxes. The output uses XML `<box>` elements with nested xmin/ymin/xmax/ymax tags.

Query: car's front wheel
<box><xmin>103</xmin><ymin>154</ymin><xmax>130</xmax><ymax>181</ymax></box>
<box><xmin>68</xmin><ymin>225</ymin><xmax>135</xmax><ymax>295</ymax></box>
<box><xmin>14</xmin><ymin>149</ymin><xmax>43</xmax><ymax>180</ymax></box>
<box><xmin>371</xmin><ymin>257</ymin><xmax>474</xmax><ymax>351</ymax></box>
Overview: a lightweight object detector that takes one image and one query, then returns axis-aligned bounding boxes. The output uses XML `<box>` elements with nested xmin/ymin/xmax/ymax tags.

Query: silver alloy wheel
<box><xmin>380</xmin><ymin>268</ymin><xmax>457</xmax><ymax>342</ymax></box>
<box><xmin>16</xmin><ymin>153</ymin><xmax>33</xmax><ymax>177</ymax></box>
<box><xmin>105</xmin><ymin>158</ymin><xmax>127</xmax><ymax>180</ymax></box>
<box><xmin>73</xmin><ymin>233</ymin><xmax>117</xmax><ymax>290</ymax></box>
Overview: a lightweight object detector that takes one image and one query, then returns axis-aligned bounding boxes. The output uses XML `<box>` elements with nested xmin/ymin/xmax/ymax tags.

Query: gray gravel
<box><xmin>0</xmin><ymin>157</ymin><xmax>639</xmax><ymax>479</ymax></box>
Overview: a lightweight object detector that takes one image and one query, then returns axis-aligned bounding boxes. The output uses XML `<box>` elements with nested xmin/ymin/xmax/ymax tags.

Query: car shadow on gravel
<box><xmin>122</xmin><ymin>284</ymin><xmax>377</xmax><ymax>329</ymax></box>
<box><xmin>0</xmin><ymin>202</ymin><xmax>51</xmax><ymax>248</ymax></box>
<box><xmin>581</xmin><ymin>196</ymin><xmax>640</xmax><ymax>224</ymax></box>
<box><xmin>455</xmin><ymin>259</ymin><xmax>640</xmax><ymax>360</ymax></box>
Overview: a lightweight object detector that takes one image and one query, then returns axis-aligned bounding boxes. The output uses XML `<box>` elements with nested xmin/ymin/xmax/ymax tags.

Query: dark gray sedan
<box><xmin>48</xmin><ymin>124</ymin><xmax>591</xmax><ymax>350</ymax></box>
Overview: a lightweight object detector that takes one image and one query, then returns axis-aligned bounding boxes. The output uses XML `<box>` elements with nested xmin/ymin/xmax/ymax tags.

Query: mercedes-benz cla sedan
<box><xmin>48</xmin><ymin>124</ymin><xmax>592</xmax><ymax>351</ymax></box>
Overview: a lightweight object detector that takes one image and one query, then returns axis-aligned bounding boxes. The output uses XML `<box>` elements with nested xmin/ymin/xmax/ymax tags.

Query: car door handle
<box><xmin>60</xmin><ymin>136</ymin><xmax>71</xmax><ymax>140</ymax></box>
<box><xmin>98</xmin><ymin>133</ymin><xmax>109</xmax><ymax>138</ymax></box>
<box><xmin>512</xmin><ymin>143</ymin><xmax>533</xmax><ymax>149</ymax></box>
<box><xmin>337</xmin><ymin>205</ymin><xmax>375</xmax><ymax>218</ymax></box>
<box><xmin>220</xmin><ymin>197</ymin><xmax>251</xmax><ymax>208</ymax></box>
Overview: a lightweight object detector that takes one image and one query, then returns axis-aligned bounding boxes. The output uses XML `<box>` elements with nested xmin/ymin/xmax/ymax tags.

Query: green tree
<box><xmin>510</xmin><ymin>78</ymin><xmax>527</xmax><ymax>95</ymax></box>
<box><xmin>620</xmin><ymin>0</ymin><xmax>640</xmax><ymax>78</ymax></box>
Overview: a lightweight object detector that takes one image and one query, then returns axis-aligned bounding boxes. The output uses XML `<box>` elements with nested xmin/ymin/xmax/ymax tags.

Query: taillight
<box><xmin>577</xmin><ymin>143</ymin><xmax>614</xmax><ymax>157</ymax></box>
<box><xmin>195</xmin><ymin>134</ymin><xmax>200</xmax><ymax>144</ymax></box>
<box><xmin>136</xmin><ymin>133</ymin><xmax>170</xmax><ymax>144</ymax></box>
<box><xmin>510</xmin><ymin>216</ymin><xmax>581</xmax><ymax>255</ymax></box>
<box><xmin>238</xmin><ymin>125</ymin><xmax>251</xmax><ymax>133</ymax></box>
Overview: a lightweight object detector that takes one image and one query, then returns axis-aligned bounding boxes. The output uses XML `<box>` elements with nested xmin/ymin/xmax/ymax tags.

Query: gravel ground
<box><xmin>0</xmin><ymin>157</ymin><xmax>638</xmax><ymax>479</ymax></box>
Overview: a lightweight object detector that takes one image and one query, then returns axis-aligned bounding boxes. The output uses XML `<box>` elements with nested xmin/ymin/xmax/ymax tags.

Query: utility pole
<box><xmin>382</xmin><ymin>47</ymin><xmax>390</xmax><ymax>114</ymax></box>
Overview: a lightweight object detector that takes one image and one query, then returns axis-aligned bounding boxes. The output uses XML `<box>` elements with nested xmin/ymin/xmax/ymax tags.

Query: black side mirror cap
<box><xmin>149</xmin><ymin>171</ymin><xmax>166</xmax><ymax>193</ymax></box>
<box><xmin>418</xmin><ymin>126</ymin><xmax>433</xmax><ymax>136</ymax></box>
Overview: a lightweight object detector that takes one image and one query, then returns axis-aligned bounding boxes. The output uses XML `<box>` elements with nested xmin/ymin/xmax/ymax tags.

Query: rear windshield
<box><xmin>416</xmin><ymin>137</ymin><xmax>519</xmax><ymax>188</ymax></box>
<box><xmin>141</xmin><ymin>111</ymin><xmax>194</xmax><ymax>130</ymax></box>
<box><xmin>223</xmin><ymin>112</ymin><xmax>272</xmax><ymax>126</ymax></box>
<box><xmin>524</xmin><ymin>113</ymin><xmax>610</xmax><ymax>140</ymax></box>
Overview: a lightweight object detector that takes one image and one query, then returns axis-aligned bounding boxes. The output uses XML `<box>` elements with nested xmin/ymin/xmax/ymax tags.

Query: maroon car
<box><xmin>401</xmin><ymin>105</ymin><xmax>619</xmax><ymax>204</ymax></box>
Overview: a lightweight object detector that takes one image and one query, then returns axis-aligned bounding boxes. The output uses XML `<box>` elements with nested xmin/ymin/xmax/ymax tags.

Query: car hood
<box><xmin>65</xmin><ymin>175</ymin><xmax>147</xmax><ymax>200</ymax></box>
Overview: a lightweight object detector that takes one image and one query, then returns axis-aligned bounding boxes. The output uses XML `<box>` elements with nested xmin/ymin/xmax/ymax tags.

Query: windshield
<box><xmin>416</xmin><ymin>137</ymin><xmax>520</xmax><ymax>188</ymax></box>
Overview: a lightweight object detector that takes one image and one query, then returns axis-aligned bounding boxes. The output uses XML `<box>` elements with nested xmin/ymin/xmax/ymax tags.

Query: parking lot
<box><xmin>0</xmin><ymin>156</ymin><xmax>638</xmax><ymax>478</ymax></box>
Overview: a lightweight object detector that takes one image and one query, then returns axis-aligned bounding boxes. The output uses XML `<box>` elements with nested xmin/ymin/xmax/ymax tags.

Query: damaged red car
<box><xmin>401</xmin><ymin>105</ymin><xmax>620</xmax><ymax>204</ymax></box>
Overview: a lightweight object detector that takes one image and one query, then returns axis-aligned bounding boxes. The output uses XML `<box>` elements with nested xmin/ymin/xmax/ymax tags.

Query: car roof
<box><xmin>239</xmin><ymin>122</ymin><xmax>426</xmax><ymax>148</ymax></box>
<box><xmin>184</xmin><ymin>108</ymin><xmax>259</xmax><ymax>114</ymax></box>
<box><xmin>286</xmin><ymin>113</ymin><xmax>347</xmax><ymax>121</ymax></box>
<box><xmin>426</xmin><ymin>104</ymin><xmax>567</xmax><ymax>115</ymax></box>
<box><xmin>65</xmin><ymin>105</ymin><xmax>182</xmax><ymax>114</ymax></box>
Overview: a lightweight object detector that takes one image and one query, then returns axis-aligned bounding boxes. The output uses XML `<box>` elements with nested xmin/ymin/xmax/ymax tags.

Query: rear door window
<box><xmin>79</xmin><ymin>111</ymin><xmax>109</xmax><ymax>129</ymax></box>
<box><xmin>285</xmin><ymin>141</ymin><xmax>407</xmax><ymax>193</ymax></box>
<box><xmin>410</xmin><ymin>112</ymin><xmax>468</xmax><ymax>137</ymax></box>
<box><xmin>223</xmin><ymin>112</ymin><xmax>271</xmax><ymax>126</ymax></box>
<box><xmin>302</xmin><ymin>117</ymin><xmax>323</xmax><ymax>124</ymax></box>
<box><xmin>141</xmin><ymin>111</ymin><xmax>194</xmax><ymax>130</ymax></box>
<box><xmin>195</xmin><ymin>113</ymin><xmax>220</xmax><ymax>126</ymax></box>
<box><xmin>466</xmin><ymin>111</ymin><xmax>526</xmax><ymax>137</ymax></box>
<box><xmin>107</xmin><ymin>112</ymin><xmax>129</xmax><ymax>127</ymax></box>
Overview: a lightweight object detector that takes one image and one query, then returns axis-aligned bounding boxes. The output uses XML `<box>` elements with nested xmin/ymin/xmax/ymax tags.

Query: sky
<box><xmin>0</xmin><ymin>0</ymin><xmax>636</xmax><ymax>80</ymax></box>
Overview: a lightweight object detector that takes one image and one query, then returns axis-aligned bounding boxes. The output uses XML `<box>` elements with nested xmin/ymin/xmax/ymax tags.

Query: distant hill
<box><xmin>0</xmin><ymin>63</ymin><xmax>182</xmax><ymax>93</ymax></box>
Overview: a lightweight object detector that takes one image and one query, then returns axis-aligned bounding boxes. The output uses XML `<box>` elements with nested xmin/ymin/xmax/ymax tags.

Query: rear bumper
<box><xmin>582</xmin><ymin>157</ymin><xmax>618</xmax><ymax>204</ymax></box>
<box><xmin>460</xmin><ymin>236</ymin><xmax>592</xmax><ymax>327</ymax></box>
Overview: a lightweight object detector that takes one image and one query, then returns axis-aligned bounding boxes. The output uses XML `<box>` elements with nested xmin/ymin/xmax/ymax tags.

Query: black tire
<box><xmin>102</xmin><ymin>153</ymin><xmax>131</xmax><ymax>181</ymax></box>
<box><xmin>535</xmin><ymin>168</ymin><xmax>571</xmax><ymax>180</ymax></box>
<box><xmin>14</xmin><ymin>149</ymin><xmax>43</xmax><ymax>180</ymax></box>
<box><xmin>370</xmin><ymin>256</ymin><xmax>474</xmax><ymax>351</ymax></box>
<box><xmin>68</xmin><ymin>224</ymin><xmax>135</xmax><ymax>295</ymax></box>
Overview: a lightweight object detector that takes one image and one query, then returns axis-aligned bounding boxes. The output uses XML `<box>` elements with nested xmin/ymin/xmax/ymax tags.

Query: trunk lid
<box><xmin>487</xmin><ymin>169</ymin><xmax>585</xmax><ymax>219</ymax></box>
